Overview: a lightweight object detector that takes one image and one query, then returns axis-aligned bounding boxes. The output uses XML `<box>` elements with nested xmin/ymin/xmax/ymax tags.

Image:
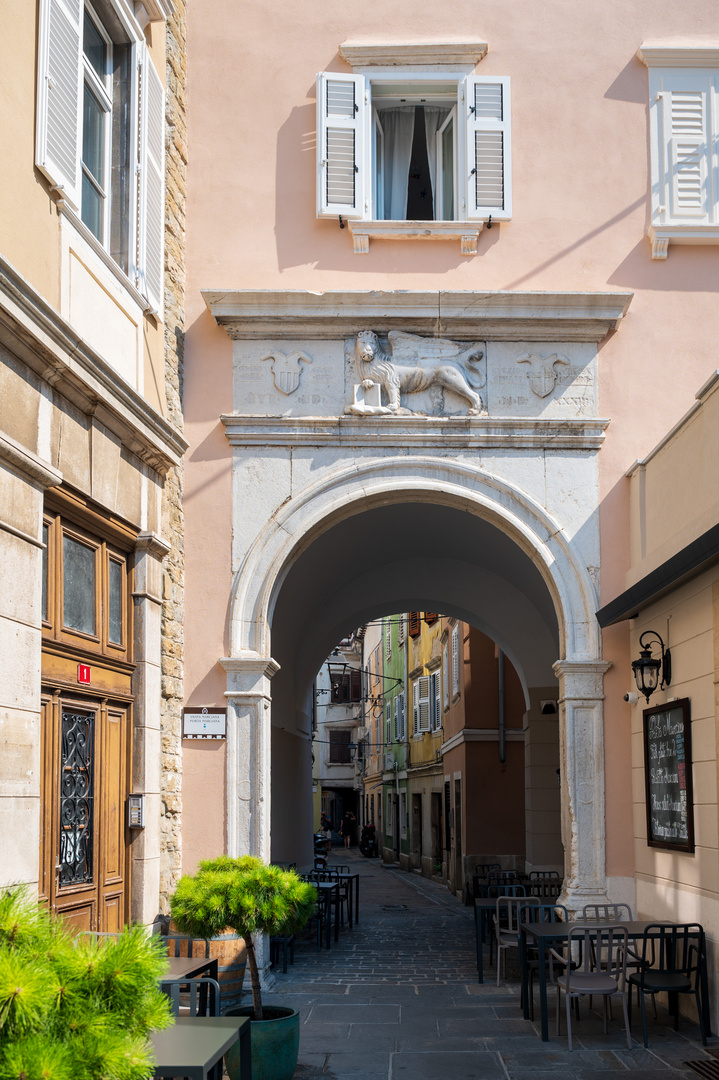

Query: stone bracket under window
<box><xmin>348</xmin><ymin>220</ymin><xmax>483</xmax><ymax>255</ymax></box>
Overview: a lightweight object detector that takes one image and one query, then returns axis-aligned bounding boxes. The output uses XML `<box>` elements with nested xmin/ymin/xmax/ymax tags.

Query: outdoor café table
<box><xmin>519</xmin><ymin>919</ymin><xmax>712</xmax><ymax>1043</ymax></box>
<box><xmin>337</xmin><ymin>871</ymin><xmax>361</xmax><ymax>927</ymax></box>
<box><xmin>150</xmin><ymin>1014</ymin><xmax>251</xmax><ymax>1080</ymax></box>
<box><xmin>473</xmin><ymin>898</ymin><xmax>500</xmax><ymax>983</ymax></box>
<box><xmin>163</xmin><ymin>955</ymin><xmax>218</xmax><ymax>982</ymax></box>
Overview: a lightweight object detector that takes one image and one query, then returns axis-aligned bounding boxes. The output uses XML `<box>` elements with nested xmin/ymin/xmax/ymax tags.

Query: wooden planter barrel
<box><xmin>169</xmin><ymin>922</ymin><xmax>247</xmax><ymax>1012</ymax></box>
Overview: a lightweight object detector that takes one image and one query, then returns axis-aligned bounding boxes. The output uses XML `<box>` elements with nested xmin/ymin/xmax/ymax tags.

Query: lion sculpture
<box><xmin>349</xmin><ymin>330</ymin><xmax>486</xmax><ymax>416</ymax></box>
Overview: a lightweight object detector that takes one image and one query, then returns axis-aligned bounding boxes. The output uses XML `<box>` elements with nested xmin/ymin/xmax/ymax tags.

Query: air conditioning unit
<box><xmin>384</xmin><ymin>753</ymin><xmax>395</xmax><ymax>771</ymax></box>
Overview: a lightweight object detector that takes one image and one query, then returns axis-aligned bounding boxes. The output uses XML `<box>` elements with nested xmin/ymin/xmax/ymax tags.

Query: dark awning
<box><xmin>596</xmin><ymin>522</ymin><xmax>719</xmax><ymax>627</ymax></box>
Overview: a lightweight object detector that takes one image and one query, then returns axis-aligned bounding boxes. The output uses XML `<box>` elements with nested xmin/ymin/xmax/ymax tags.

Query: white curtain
<box><xmin>378</xmin><ymin>107</ymin><xmax>415</xmax><ymax>220</ymax></box>
<box><xmin>423</xmin><ymin>107</ymin><xmax>450</xmax><ymax>207</ymax></box>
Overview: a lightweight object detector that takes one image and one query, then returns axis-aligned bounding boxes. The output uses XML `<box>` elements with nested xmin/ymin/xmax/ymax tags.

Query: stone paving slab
<box><xmin>254</xmin><ymin>851</ymin><xmax>718</xmax><ymax>1079</ymax></box>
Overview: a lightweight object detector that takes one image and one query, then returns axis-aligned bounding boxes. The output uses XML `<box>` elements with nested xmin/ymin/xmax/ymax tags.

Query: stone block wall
<box><xmin>159</xmin><ymin>0</ymin><xmax>187</xmax><ymax>912</ymax></box>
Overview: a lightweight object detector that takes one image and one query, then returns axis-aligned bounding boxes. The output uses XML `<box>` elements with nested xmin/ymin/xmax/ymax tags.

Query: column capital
<box><xmin>553</xmin><ymin>658</ymin><xmax>612</xmax><ymax>700</ymax></box>
<box><xmin>220</xmin><ymin>655</ymin><xmax>281</xmax><ymax>681</ymax></box>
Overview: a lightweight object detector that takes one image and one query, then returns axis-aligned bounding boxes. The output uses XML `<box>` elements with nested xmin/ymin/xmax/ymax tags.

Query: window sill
<box><xmin>348</xmin><ymin>220</ymin><xmax>483</xmax><ymax>255</ymax></box>
<box><xmin>648</xmin><ymin>223</ymin><xmax>719</xmax><ymax>259</ymax></box>
<box><xmin>57</xmin><ymin>201</ymin><xmax>153</xmax><ymax>314</ymax></box>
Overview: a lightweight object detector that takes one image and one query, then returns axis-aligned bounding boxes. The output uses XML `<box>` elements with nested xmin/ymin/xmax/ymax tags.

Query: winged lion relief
<box><xmin>346</xmin><ymin>330</ymin><xmax>486</xmax><ymax>417</ymax></box>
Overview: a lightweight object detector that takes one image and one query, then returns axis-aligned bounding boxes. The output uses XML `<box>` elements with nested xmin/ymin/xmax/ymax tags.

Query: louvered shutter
<box><xmin>412</xmin><ymin>681</ymin><xmax>419</xmax><ymax>736</ymax></box>
<box><xmin>137</xmin><ymin>46</ymin><xmax>165</xmax><ymax>316</ymax></box>
<box><xmin>424</xmin><ymin>612</ymin><xmax>438</xmax><ymax>626</ymax></box>
<box><xmin>385</xmin><ymin>621</ymin><xmax>392</xmax><ymax>662</ymax></box>
<box><xmin>661</xmin><ymin>74</ymin><xmax>712</xmax><ymax>224</ymax></box>
<box><xmin>452</xmin><ymin>626</ymin><xmax>460</xmax><ymax>696</ymax></box>
<box><xmin>393</xmin><ymin>695</ymin><xmax>399</xmax><ymax>740</ymax></box>
<box><xmin>443</xmin><ymin>645</ymin><xmax>449</xmax><ymax>710</ymax></box>
<box><xmin>417</xmin><ymin>676</ymin><xmax>431</xmax><ymax>733</ymax></box>
<box><xmin>398</xmin><ymin>615</ymin><xmax>405</xmax><ymax>646</ymax></box>
<box><xmin>463</xmin><ymin>76</ymin><xmax>511</xmax><ymax>221</ymax></box>
<box><xmin>400</xmin><ymin>691</ymin><xmax>405</xmax><ymax>740</ymax></box>
<box><xmin>316</xmin><ymin>72</ymin><xmax>367</xmax><ymax>219</ymax></box>
<box><xmin>36</xmin><ymin>0</ymin><xmax>82</xmax><ymax>210</ymax></box>
<box><xmin>408</xmin><ymin>611</ymin><xmax>421</xmax><ymax>638</ymax></box>
<box><xmin>431</xmin><ymin>673</ymin><xmax>441</xmax><ymax>730</ymax></box>
<box><xmin>350</xmin><ymin>668</ymin><xmax>362</xmax><ymax>702</ymax></box>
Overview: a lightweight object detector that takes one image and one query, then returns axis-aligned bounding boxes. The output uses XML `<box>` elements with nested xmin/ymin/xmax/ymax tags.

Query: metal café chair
<box><xmin>581</xmin><ymin>902</ymin><xmax>649</xmax><ymax>1013</ymax></box>
<box><xmin>520</xmin><ymin>902</ymin><xmax>569</xmax><ymax>1020</ymax></box>
<box><xmin>628</xmin><ymin>923</ymin><xmax>708</xmax><ymax>1048</ymax></box>
<box><xmin>494</xmin><ymin>895</ymin><xmax>540</xmax><ymax>986</ymax></box>
<box><xmin>472</xmin><ymin>863</ymin><xmax>501</xmax><ymax>899</ymax></box>
<box><xmin>551</xmin><ymin>924</ymin><xmax>631</xmax><ymax>1052</ymax></box>
<box><xmin>161</xmin><ymin>976</ymin><xmax>221</xmax><ymax>1019</ymax></box>
<box><xmin>486</xmin><ymin>883</ymin><xmax>526</xmax><ymax>965</ymax></box>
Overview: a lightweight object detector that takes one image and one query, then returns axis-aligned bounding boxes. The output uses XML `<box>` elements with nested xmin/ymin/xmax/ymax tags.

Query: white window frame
<box><xmin>81</xmin><ymin>4</ymin><xmax>113</xmax><ymax>245</ymax></box>
<box><xmin>639</xmin><ymin>45</ymin><xmax>719</xmax><ymax>258</ymax></box>
<box><xmin>316</xmin><ymin>65</ymin><xmax>511</xmax><ymax>250</ymax></box>
<box><xmin>36</xmin><ymin>0</ymin><xmax>164</xmax><ymax>314</ymax></box>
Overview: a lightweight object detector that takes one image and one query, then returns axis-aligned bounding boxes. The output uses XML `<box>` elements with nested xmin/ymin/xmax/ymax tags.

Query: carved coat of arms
<box><xmin>260</xmin><ymin>350</ymin><xmax>312</xmax><ymax>395</ymax></box>
<box><xmin>346</xmin><ymin>330</ymin><xmax>486</xmax><ymax>416</ymax></box>
<box><xmin>515</xmin><ymin>353</ymin><xmax>570</xmax><ymax>398</ymax></box>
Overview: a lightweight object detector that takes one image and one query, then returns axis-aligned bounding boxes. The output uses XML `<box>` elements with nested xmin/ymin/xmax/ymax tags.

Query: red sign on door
<box><xmin>78</xmin><ymin>664</ymin><xmax>91</xmax><ymax>684</ymax></box>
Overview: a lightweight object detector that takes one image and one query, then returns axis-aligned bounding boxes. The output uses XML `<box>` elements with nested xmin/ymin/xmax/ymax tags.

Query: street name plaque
<box><xmin>643</xmin><ymin>698</ymin><xmax>694</xmax><ymax>852</ymax></box>
<box><xmin>182</xmin><ymin>707</ymin><xmax>227</xmax><ymax>740</ymax></box>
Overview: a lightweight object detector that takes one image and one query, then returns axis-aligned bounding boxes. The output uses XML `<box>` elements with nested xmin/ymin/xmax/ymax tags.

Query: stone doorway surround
<box><xmin>205</xmin><ymin>288</ymin><xmax>632</xmax><ymax>913</ymax></box>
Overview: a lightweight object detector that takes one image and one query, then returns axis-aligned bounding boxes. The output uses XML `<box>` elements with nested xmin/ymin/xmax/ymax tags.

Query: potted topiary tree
<box><xmin>0</xmin><ymin>887</ymin><xmax>172</xmax><ymax>1080</ymax></box>
<box><xmin>170</xmin><ymin>855</ymin><xmax>316</xmax><ymax>1080</ymax></box>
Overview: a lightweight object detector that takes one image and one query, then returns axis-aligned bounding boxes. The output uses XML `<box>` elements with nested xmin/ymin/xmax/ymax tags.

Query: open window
<box><xmin>317</xmin><ymin>69</ymin><xmax>510</xmax><ymax>249</ymax></box>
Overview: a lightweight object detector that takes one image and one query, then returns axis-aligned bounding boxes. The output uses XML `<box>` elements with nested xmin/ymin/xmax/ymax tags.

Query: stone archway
<box><xmin>221</xmin><ymin>457</ymin><xmax>610</xmax><ymax>912</ymax></box>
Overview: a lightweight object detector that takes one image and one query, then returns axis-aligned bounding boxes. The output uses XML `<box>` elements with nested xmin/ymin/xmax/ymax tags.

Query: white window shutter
<box><xmin>462</xmin><ymin>76</ymin><xmax>511</xmax><ymax>221</ymax></box>
<box><xmin>398</xmin><ymin>614</ymin><xmax>405</xmax><ymax>646</ymax></box>
<box><xmin>412</xmin><ymin>681</ymin><xmax>419</xmax><ymax>736</ymax></box>
<box><xmin>660</xmin><ymin>75</ymin><xmax>712</xmax><ymax>223</ymax></box>
<box><xmin>431</xmin><ymin>673</ymin><xmax>441</xmax><ymax>730</ymax></box>
<box><xmin>393</xmin><ymin>695</ymin><xmax>399</xmax><ymax>740</ymax></box>
<box><xmin>443</xmin><ymin>644</ymin><xmax>450</xmax><ymax>710</ymax></box>
<box><xmin>385</xmin><ymin>621</ymin><xmax>392</xmax><ymax>662</ymax></box>
<box><xmin>452</xmin><ymin>626</ymin><xmax>460</xmax><ymax>696</ymax></box>
<box><xmin>36</xmin><ymin>0</ymin><xmax>82</xmax><ymax>210</ymax></box>
<box><xmin>137</xmin><ymin>45</ymin><xmax>165</xmax><ymax>316</ymax></box>
<box><xmin>316</xmin><ymin>72</ymin><xmax>367</xmax><ymax>220</ymax></box>
<box><xmin>399</xmin><ymin>691</ymin><xmax>405</xmax><ymax>740</ymax></box>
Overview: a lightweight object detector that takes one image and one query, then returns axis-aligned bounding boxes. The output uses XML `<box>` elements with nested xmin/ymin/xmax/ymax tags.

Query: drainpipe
<box><xmin>498</xmin><ymin>648</ymin><xmax>506</xmax><ymax>764</ymax></box>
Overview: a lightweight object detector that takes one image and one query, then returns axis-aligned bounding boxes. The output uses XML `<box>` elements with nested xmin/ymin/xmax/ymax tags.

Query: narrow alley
<box><xmin>260</xmin><ymin>853</ymin><xmax>716</xmax><ymax>1080</ymax></box>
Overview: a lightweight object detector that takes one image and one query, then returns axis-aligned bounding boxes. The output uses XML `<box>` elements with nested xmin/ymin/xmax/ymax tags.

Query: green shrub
<box><xmin>0</xmin><ymin>889</ymin><xmax>171</xmax><ymax>1080</ymax></box>
<box><xmin>170</xmin><ymin>857</ymin><xmax>316</xmax><ymax>1019</ymax></box>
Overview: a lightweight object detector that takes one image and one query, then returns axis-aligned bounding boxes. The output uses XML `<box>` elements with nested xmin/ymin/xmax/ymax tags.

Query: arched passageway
<box><xmin>221</xmin><ymin>460</ymin><xmax>610</xmax><ymax>913</ymax></box>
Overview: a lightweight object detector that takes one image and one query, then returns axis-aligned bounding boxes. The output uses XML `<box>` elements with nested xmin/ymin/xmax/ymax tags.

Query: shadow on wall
<box><xmin>273</xmin><ymin>102</ymin><xmax>500</xmax><ymax>273</ymax></box>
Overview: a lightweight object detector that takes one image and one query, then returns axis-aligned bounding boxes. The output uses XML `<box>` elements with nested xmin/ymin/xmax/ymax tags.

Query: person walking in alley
<box><xmin>341</xmin><ymin>809</ymin><xmax>356</xmax><ymax>849</ymax></box>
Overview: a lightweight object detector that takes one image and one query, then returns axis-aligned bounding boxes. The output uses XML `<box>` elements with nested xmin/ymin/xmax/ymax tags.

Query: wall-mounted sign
<box><xmin>643</xmin><ymin>698</ymin><xmax>694</xmax><ymax>852</ymax></box>
<box><xmin>182</xmin><ymin>707</ymin><xmax>227</xmax><ymax>740</ymax></box>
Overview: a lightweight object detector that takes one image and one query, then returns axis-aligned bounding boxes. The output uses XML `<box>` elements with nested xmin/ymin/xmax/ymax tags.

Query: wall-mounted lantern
<box><xmin>631</xmin><ymin>630</ymin><xmax>671</xmax><ymax>704</ymax></box>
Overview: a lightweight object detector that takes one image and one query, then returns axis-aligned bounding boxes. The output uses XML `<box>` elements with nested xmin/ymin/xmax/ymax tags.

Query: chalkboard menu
<box><xmin>643</xmin><ymin>698</ymin><xmax>694</xmax><ymax>852</ymax></box>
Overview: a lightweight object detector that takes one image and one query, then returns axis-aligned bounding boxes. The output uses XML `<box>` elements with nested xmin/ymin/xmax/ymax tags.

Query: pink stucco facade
<box><xmin>181</xmin><ymin>0</ymin><xmax>719</xmax><ymax>903</ymax></box>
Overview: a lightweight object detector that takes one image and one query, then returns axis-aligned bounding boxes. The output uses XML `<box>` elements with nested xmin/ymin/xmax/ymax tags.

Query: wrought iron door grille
<box><xmin>59</xmin><ymin>709</ymin><xmax>95</xmax><ymax>886</ymax></box>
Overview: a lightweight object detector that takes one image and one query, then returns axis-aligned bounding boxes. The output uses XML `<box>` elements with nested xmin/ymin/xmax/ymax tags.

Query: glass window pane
<box><xmin>81</xmin><ymin>173</ymin><xmax>103</xmax><ymax>240</ymax></box>
<box><xmin>83</xmin><ymin>11</ymin><xmax>106</xmax><ymax>80</ymax></box>
<box><xmin>63</xmin><ymin>535</ymin><xmax>96</xmax><ymax>635</ymax></box>
<box><xmin>42</xmin><ymin>524</ymin><xmax>49</xmax><ymax>622</ymax></box>
<box><xmin>108</xmin><ymin>559</ymin><xmax>123</xmax><ymax>644</ymax></box>
<box><xmin>83</xmin><ymin>84</ymin><xmax>105</xmax><ymax>185</ymax></box>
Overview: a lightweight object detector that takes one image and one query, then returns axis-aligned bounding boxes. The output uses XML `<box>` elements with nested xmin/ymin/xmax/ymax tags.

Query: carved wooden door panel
<box><xmin>40</xmin><ymin>693</ymin><xmax>130</xmax><ymax>932</ymax></box>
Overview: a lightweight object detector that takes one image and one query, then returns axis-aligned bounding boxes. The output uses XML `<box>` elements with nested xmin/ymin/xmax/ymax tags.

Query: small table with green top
<box><xmin>150</xmin><ymin>1015</ymin><xmax>251</xmax><ymax>1080</ymax></box>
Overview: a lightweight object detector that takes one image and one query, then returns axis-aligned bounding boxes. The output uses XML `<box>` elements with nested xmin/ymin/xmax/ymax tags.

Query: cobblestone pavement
<box><xmin>258</xmin><ymin>851</ymin><xmax>718</xmax><ymax>1080</ymax></box>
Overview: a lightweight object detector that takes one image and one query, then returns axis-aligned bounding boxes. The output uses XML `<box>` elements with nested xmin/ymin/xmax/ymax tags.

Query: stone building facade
<box><xmin>0</xmin><ymin>0</ymin><xmax>187</xmax><ymax>929</ymax></box>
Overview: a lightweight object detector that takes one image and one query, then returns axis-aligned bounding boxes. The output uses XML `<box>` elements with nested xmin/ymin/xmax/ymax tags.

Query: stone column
<box><xmin>0</xmin><ymin>434</ymin><xmax>61</xmax><ymax>891</ymax></box>
<box><xmin>553</xmin><ymin>659</ymin><xmax>612</xmax><ymax>913</ymax></box>
<box><xmin>220</xmin><ymin>657</ymin><xmax>280</xmax><ymax>864</ymax></box>
<box><xmin>132</xmin><ymin>532</ymin><xmax>170</xmax><ymax>925</ymax></box>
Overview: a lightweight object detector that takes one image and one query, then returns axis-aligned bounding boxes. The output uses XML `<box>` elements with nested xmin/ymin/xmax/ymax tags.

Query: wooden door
<box><xmin>40</xmin><ymin>693</ymin><xmax>130</xmax><ymax>932</ymax></box>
